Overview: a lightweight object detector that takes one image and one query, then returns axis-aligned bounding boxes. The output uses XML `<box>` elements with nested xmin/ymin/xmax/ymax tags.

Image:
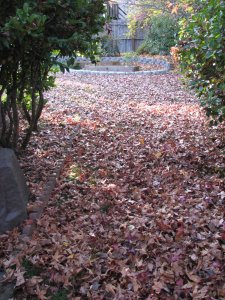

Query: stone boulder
<box><xmin>0</xmin><ymin>148</ymin><xmax>29</xmax><ymax>233</ymax></box>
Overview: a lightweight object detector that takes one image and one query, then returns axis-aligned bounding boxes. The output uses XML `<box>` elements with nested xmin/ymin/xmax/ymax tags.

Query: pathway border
<box><xmin>0</xmin><ymin>132</ymin><xmax>78</xmax><ymax>299</ymax></box>
<box><xmin>68</xmin><ymin>56</ymin><xmax>171</xmax><ymax>75</ymax></box>
<box><xmin>20</xmin><ymin>130</ymin><xmax>78</xmax><ymax>240</ymax></box>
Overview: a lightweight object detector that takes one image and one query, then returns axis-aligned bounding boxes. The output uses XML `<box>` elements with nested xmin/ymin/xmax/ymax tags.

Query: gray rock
<box><xmin>0</xmin><ymin>148</ymin><xmax>29</xmax><ymax>233</ymax></box>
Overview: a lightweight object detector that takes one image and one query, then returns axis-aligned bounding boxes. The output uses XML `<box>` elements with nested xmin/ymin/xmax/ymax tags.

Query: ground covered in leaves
<box><xmin>1</xmin><ymin>72</ymin><xmax>225</xmax><ymax>299</ymax></box>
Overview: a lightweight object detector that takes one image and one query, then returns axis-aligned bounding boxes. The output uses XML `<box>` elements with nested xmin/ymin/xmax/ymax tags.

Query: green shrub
<box><xmin>0</xmin><ymin>0</ymin><xmax>105</xmax><ymax>149</ymax></box>
<box><xmin>179</xmin><ymin>0</ymin><xmax>225</xmax><ymax>123</ymax></box>
<box><xmin>137</xmin><ymin>13</ymin><xmax>179</xmax><ymax>55</ymax></box>
<box><xmin>100</xmin><ymin>35</ymin><xmax>120</xmax><ymax>56</ymax></box>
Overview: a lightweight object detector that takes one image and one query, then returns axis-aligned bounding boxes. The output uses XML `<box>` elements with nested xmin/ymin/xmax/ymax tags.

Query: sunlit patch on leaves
<box><xmin>88</xmin><ymin>176</ymin><xmax>97</xmax><ymax>186</ymax></box>
<box><xmin>66</xmin><ymin>164</ymin><xmax>83</xmax><ymax>182</ymax></box>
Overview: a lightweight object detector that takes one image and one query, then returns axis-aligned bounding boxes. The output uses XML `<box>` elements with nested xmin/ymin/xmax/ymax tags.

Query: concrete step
<box><xmin>83</xmin><ymin>65</ymin><xmax>139</xmax><ymax>72</ymax></box>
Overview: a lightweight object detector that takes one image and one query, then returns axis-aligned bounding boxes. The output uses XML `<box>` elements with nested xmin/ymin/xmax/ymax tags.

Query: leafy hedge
<box><xmin>179</xmin><ymin>0</ymin><xmax>225</xmax><ymax>123</ymax></box>
<box><xmin>137</xmin><ymin>13</ymin><xmax>179</xmax><ymax>55</ymax></box>
<box><xmin>0</xmin><ymin>0</ymin><xmax>105</xmax><ymax>149</ymax></box>
<box><xmin>100</xmin><ymin>35</ymin><xmax>120</xmax><ymax>57</ymax></box>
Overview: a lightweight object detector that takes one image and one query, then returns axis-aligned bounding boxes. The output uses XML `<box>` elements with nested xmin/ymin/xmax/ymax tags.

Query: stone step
<box><xmin>83</xmin><ymin>65</ymin><xmax>139</xmax><ymax>72</ymax></box>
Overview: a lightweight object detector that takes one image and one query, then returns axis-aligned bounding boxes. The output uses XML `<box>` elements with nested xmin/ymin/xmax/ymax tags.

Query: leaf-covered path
<box><xmin>1</xmin><ymin>73</ymin><xmax>225</xmax><ymax>299</ymax></box>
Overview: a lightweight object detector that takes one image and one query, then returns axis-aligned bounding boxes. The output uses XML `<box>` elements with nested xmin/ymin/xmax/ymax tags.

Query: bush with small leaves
<box><xmin>179</xmin><ymin>0</ymin><xmax>225</xmax><ymax>123</ymax></box>
<box><xmin>136</xmin><ymin>13</ymin><xmax>179</xmax><ymax>55</ymax></box>
<box><xmin>0</xmin><ymin>0</ymin><xmax>105</xmax><ymax>149</ymax></box>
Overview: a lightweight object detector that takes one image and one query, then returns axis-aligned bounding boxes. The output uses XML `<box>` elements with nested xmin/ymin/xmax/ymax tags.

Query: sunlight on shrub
<box><xmin>137</xmin><ymin>13</ymin><xmax>179</xmax><ymax>55</ymax></box>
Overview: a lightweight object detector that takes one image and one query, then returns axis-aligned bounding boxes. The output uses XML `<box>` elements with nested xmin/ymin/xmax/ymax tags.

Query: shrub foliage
<box><xmin>179</xmin><ymin>0</ymin><xmax>225</xmax><ymax>123</ymax></box>
<box><xmin>0</xmin><ymin>0</ymin><xmax>105</xmax><ymax>149</ymax></box>
<box><xmin>137</xmin><ymin>13</ymin><xmax>179</xmax><ymax>55</ymax></box>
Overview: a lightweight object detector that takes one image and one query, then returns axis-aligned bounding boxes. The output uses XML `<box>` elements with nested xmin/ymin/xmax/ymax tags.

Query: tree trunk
<box><xmin>0</xmin><ymin>82</ymin><xmax>6</xmax><ymax>146</ymax></box>
<box><xmin>0</xmin><ymin>100</ymin><xmax>2</xmax><ymax>142</ymax></box>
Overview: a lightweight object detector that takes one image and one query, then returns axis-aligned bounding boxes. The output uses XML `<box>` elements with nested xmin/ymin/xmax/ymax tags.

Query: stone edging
<box><xmin>67</xmin><ymin>56</ymin><xmax>171</xmax><ymax>75</ymax></box>
<box><xmin>69</xmin><ymin>69</ymin><xmax>168</xmax><ymax>75</ymax></box>
<box><xmin>1</xmin><ymin>157</ymin><xmax>62</xmax><ymax>292</ymax></box>
<box><xmin>0</xmin><ymin>132</ymin><xmax>77</xmax><ymax>299</ymax></box>
<box><xmin>20</xmin><ymin>130</ymin><xmax>78</xmax><ymax>241</ymax></box>
<box><xmin>20</xmin><ymin>160</ymin><xmax>64</xmax><ymax>239</ymax></box>
<box><xmin>0</xmin><ymin>161</ymin><xmax>64</xmax><ymax>297</ymax></box>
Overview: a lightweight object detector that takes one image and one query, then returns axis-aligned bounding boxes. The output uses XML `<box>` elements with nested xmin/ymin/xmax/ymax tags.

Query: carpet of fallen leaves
<box><xmin>1</xmin><ymin>72</ymin><xmax>225</xmax><ymax>299</ymax></box>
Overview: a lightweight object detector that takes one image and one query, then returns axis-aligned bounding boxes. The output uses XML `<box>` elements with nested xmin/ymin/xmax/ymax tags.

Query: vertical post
<box><xmin>132</xmin><ymin>30</ymin><xmax>136</xmax><ymax>52</ymax></box>
<box><xmin>132</xmin><ymin>38</ymin><xmax>135</xmax><ymax>51</ymax></box>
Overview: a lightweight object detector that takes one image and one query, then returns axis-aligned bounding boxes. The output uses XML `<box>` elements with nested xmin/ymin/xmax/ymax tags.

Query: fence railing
<box><xmin>118</xmin><ymin>6</ymin><xmax>127</xmax><ymax>19</ymax></box>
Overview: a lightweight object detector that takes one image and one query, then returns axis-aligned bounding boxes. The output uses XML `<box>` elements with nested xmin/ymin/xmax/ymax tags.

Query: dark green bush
<box><xmin>100</xmin><ymin>35</ymin><xmax>120</xmax><ymax>57</ymax></box>
<box><xmin>137</xmin><ymin>13</ymin><xmax>179</xmax><ymax>55</ymax></box>
<box><xmin>179</xmin><ymin>0</ymin><xmax>225</xmax><ymax>123</ymax></box>
<box><xmin>0</xmin><ymin>0</ymin><xmax>105</xmax><ymax>149</ymax></box>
